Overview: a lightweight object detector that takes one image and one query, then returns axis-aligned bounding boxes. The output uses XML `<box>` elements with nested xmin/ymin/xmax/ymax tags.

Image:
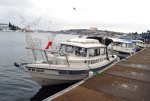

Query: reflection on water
<box><xmin>30</xmin><ymin>82</ymin><xmax>76</xmax><ymax>101</ymax></box>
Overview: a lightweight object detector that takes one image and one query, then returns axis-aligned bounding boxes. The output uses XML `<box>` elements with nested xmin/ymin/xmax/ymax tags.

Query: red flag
<box><xmin>45</xmin><ymin>41</ymin><xmax>52</xmax><ymax>50</ymax></box>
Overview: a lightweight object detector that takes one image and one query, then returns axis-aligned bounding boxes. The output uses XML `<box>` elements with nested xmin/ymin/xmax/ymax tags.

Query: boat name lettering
<box><xmin>36</xmin><ymin>69</ymin><xmax>44</xmax><ymax>72</ymax></box>
<box><xmin>59</xmin><ymin>71</ymin><xmax>69</xmax><ymax>75</ymax></box>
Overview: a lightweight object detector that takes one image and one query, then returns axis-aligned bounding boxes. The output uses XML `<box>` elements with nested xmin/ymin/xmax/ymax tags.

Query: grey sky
<box><xmin>0</xmin><ymin>0</ymin><xmax>150</xmax><ymax>33</ymax></box>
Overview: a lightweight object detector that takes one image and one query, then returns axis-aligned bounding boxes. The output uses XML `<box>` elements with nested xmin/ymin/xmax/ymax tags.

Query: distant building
<box><xmin>90</xmin><ymin>27</ymin><xmax>97</xmax><ymax>31</ymax></box>
<box><xmin>0</xmin><ymin>24</ymin><xmax>9</xmax><ymax>31</ymax></box>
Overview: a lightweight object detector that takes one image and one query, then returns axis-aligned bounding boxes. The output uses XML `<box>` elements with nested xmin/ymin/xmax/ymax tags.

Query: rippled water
<box><xmin>0</xmin><ymin>32</ymin><xmax>79</xmax><ymax>101</ymax></box>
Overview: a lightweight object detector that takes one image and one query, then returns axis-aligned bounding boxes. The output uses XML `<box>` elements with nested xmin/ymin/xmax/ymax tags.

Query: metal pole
<box><xmin>111</xmin><ymin>43</ymin><xmax>114</xmax><ymax>57</ymax></box>
<box><xmin>65</xmin><ymin>53</ymin><xmax>70</xmax><ymax>67</ymax></box>
<box><xmin>44</xmin><ymin>50</ymin><xmax>50</xmax><ymax>65</ymax></box>
<box><xmin>32</xmin><ymin>49</ymin><xmax>37</xmax><ymax>61</ymax></box>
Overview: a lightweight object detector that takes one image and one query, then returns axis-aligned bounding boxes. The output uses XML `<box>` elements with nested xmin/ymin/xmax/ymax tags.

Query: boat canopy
<box><xmin>87</xmin><ymin>36</ymin><xmax>113</xmax><ymax>46</ymax></box>
<box><xmin>133</xmin><ymin>40</ymin><xmax>144</xmax><ymax>43</ymax></box>
<box><xmin>110</xmin><ymin>38</ymin><xmax>135</xmax><ymax>44</ymax></box>
<box><xmin>60</xmin><ymin>38</ymin><xmax>106</xmax><ymax>48</ymax></box>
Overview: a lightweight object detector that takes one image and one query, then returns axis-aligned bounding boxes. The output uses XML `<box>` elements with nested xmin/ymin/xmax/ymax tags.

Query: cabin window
<box><xmin>75</xmin><ymin>47</ymin><xmax>87</xmax><ymax>57</ymax></box>
<box><xmin>60</xmin><ymin>45</ymin><xmax>66</xmax><ymax>52</ymax></box>
<box><xmin>95</xmin><ymin>49</ymin><xmax>100</xmax><ymax>56</ymax></box>
<box><xmin>59</xmin><ymin>44</ymin><xmax>66</xmax><ymax>55</ymax></box>
<box><xmin>89</xmin><ymin>49</ymin><xmax>94</xmax><ymax>57</ymax></box>
<box><xmin>116</xmin><ymin>42</ymin><xmax>121</xmax><ymax>46</ymax></box>
<box><xmin>100</xmin><ymin>48</ymin><xmax>105</xmax><ymax>55</ymax></box>
<box><xmin>122</xmin><ymin>43</ymin><xmax>127</xmax><ymax>47</ymax></box>
<box><xmin>112</xmin><ymin>43</ymin><xmax>115</xmax><ymax>46</ymax></box>
<box><xmin>89</xmin><ymin>48</ymin><xmax>100</xmax><ymax>57</ymax></box>
<box><xmin>66</xmin><ymin>45</ymin><xmax>73</xmax><ymax>53</ymax></box>
<box><xmin>127</xmin><ymin>44</ymin><xmax>133</xmax><ymax>48</ymax></box>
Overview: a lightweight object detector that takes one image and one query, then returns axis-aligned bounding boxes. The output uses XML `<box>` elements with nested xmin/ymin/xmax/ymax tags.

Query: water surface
<box><xmin>0</xmin><ymin>32</ymin><xmax>78</xmax><ymax>101</ymax></box>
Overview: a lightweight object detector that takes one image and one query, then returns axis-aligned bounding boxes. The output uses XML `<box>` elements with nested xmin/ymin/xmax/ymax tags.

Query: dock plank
<box><xmin>81</xmin><ymin>74</ymin><xmax>150</xmax><ymax>101</ymax></box>
<box><xmin>105</xmin><ymin>65</ymin><xmax>150</xmax><ymax>82</ymax></box>
<box><xmin>116</xmin><ymin>62</ymin><xmax>150</xmax><ymax>71</ymax></box>
<box><xmin>47</xmin><ymin>48</ymin><xmax>150</xmax><ymax>101</ymax></box>
<box><xmin>52</xmin><ymin>86</ymin><xmax>127</xmax><ymax>101</ymax></box>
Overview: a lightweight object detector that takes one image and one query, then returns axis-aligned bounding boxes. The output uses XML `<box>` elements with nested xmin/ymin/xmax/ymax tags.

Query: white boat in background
<box><xmin>119</xmin><ymin>35</ymin><xmax>132</xmax><ymax>40</ymax></box>
<box><xmin>133</xmin><ymin>40</ymin><xmax>146</xmax><ymax>51</ymax></box>
<box><xmin>108</xmin><ymin>38</ymin><xmax>136</xmax><ymax>59</ymax></box>
<box><xmin>14</xmin><ymin>37</ymin><xmax>117</xmax><ymax>86</ymax></box>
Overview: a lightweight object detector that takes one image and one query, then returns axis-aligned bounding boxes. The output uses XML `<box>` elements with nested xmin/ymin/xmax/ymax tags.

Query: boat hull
<box><xmin>114</xmin><ymin>50</ymin><xmax>135</xmax><ymax>59</ymax></box>
<box><xmin>30</xmin><ymin>73</ymin><xmax>86</xmax><ymax>86</ymax></box>
<box><xmin>136</xmin><ymin>45</ymin><xmax>145</xmax><ymax>52</ymax></box>
<box><xmin>26</xmin><ymin>56</ymin><xmax>117</xmax><ymax>86</ymax></box>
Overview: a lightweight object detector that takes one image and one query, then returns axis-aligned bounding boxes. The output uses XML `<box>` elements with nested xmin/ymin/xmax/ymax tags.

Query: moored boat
<box><xmin>14</xmin><ymin>37</ymin><xmax>117</xmax><ymax>86</ymax></box>
<box><xmin>133</xmin><ymin>40</ymin><xmax>146</xmax><ymax>51</ymax></box>
<box><xmin>108</xmin><ymin>38</ymin><xmax>136</xmax><ymax>59</ymax></box>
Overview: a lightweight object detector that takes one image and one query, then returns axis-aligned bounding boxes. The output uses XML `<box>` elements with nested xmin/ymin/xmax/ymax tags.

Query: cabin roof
<box><xmin>133</xmin><ymin>40</ymin><xmax>143</xmax><ymax>42</ymax></box>
<box><xmin>110</xmin><ymin>38</ymin><xmax>135</xmax><ymax>44</ymax></box>
<box><xmin>60</xmin><ymin>38</ymin><xmax>106</xmax><ymax>48</ymax></box>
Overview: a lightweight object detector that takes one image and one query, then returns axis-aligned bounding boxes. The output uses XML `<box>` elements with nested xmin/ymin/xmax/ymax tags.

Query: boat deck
<box><xmin>46</xmin><ymin>48</ymin><xmax>150</xmax><ymax>101</ymax></box>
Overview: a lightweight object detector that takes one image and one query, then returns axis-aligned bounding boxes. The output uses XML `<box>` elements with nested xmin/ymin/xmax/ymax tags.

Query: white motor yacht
<box><xmin>14</xmin><ymin>37</ymin><xmax>117</xmax><ymax>86</ymax></box>
<box><xmin>133</xmin><ymin>40</ymin><xmax>146</xmax><ymax>51</ymax></box>
<box><xmin>108</xmin><ymin>38</ymin><xmax>136</xmax><ymax>59</ymax></box>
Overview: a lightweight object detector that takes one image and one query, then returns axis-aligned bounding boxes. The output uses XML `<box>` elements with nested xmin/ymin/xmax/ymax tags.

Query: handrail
<box><xmin>26</xmin><ymin>47</ymin><xmax>55</xmax><ymax>53</ymax></box>
<box><xmin>64</xmin><ymin>53</ymin><xmax>70</xmax><ymax>67</ymax></box>
<box><xmin>26</xmin><ymin>47</ymin><xmax>70</xmax><ymax>66</ymax></box>
<box><xmin>43</xmin><ymin>50</ymin><xmax>50</xmax><ymax>65</ymax></box>
<box><xmin>25</xmin><ymin>47</ymin><xmax>66</xmax><ymax>55</ymax></box>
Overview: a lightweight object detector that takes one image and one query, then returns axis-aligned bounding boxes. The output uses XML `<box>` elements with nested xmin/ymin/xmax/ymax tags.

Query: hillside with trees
<box><xmin>9</xmin><ymin>22</ymin><xmax>20</xmax><ymax>30</ymax></box>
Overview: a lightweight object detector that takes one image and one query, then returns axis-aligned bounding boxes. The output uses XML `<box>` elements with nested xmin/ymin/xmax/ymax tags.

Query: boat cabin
<box><xmin>23</xmin><ymin>38</ymin><xmax>118</xmax><ymax>87</ymax></box>
<box><xmin>111</xmin><ymin>38</ymin><xmax>135</xmax><ymax>48</ymax></box>
<box><xmin>133</xmin><ymin>40</ymin><xmax>146</xmax><ymax>51</ymax></box>
<box><xmin>133</xmin><ymin>40</ymin><xmax>145</xmax><ymax>46</ymax></box>
<box><xmin>107</xmin><ymin>38</ymin><xmax>136</xmax><ymax>58</ymax></box>
<box><xmin>59</xmin><ymin>38</ymin><xmax>107</xmax><ymax>58</ymax></box>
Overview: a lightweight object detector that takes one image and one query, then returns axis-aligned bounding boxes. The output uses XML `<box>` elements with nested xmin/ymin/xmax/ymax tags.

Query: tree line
<box><xmin>9</xmin><ymin>22</ymin><xmax>20</xmax><ymax>30</ymax></box>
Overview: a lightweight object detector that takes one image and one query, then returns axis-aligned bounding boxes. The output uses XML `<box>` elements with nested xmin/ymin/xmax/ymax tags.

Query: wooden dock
<box><xmin>45</xmin><ymin>48</ymin><xmax>150</xmax><ymax>101</ymax></box>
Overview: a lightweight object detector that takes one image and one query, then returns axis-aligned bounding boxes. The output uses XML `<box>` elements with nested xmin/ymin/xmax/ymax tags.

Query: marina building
<box><xmin>0</xmin><ymin>24</ymin><xmax>9</xmax><ymax>31</ymax></box>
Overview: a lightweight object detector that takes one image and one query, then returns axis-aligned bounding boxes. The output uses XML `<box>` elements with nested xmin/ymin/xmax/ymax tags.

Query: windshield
<box><xmin>75</xmin><ymin>47</ymin><xmax>87</xmax><ymax>57</ymax></box>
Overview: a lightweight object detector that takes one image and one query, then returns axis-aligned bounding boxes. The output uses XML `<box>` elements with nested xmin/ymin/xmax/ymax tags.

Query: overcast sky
<box><xmin>0</xmin><ymin>0</ymin><xmax>150</xmax><ymax>33</ymax></box>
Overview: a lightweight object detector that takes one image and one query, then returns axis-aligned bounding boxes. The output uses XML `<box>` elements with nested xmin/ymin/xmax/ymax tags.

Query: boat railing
<box><xmin>25</xmin><ymin>47</ymin><xmax>112</xmax><ymax>67</ymax></box>
<box><xmin>25</xmin><ymin>47</ymin><xmax>70</xmax><ymax>66</ymax></box>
